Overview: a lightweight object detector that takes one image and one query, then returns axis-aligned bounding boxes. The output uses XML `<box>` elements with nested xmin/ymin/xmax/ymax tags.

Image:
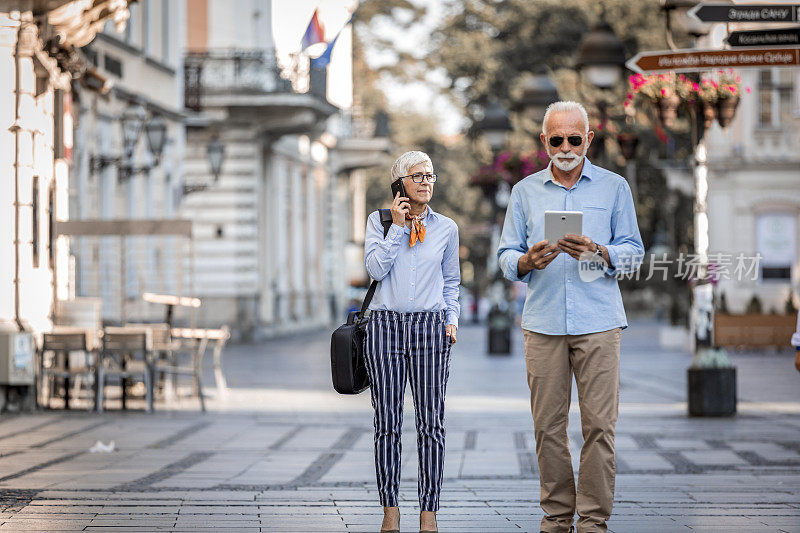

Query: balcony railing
<box><xmin>184</xmin><ymin>49</ymin><xmax>293</xmax><ymax>111</ymax></box>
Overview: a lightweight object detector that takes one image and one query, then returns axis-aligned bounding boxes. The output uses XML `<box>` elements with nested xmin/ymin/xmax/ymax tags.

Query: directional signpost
<box><xmin>726</xmin><ymin>27</ymin><xmax>800</xmax><ymax>47</ymax></box>
<box><xmin>689</xmin><ymin>3</ymin><xmax>800</xmax><ymax>23</ymax></box>
<box><xmin>626</xmin><ymin>46</ymin><xmax>800</xmax><ymax>73</ymax></box>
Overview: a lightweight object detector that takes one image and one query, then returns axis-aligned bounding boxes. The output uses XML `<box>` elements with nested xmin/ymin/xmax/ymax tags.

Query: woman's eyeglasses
<box><xmin>399</xmin><ymin>173</ymin><xmax>438</xmax><ymax>183</ymax></box>
<box><xmin>548</xmin><ymin>135</ymin><xmax>583</xmax><ymax>148</ymax></box>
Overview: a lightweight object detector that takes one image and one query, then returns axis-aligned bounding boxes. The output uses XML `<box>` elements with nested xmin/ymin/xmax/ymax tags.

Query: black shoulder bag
<box><xmin>330</xmin><ymin>208</ymin><xmax>394</xmax><ymax>394</ymax></box>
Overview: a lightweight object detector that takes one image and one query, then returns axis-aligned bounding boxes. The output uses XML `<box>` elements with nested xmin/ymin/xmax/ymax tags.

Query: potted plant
<box><xmin>715</xmin><ymin>70</ymin><xmax>746</xmax><ymax>128</ymax></box>
<box><xmin>626</xmin><ymin>71</ymin><xmax>751</xmax><ymax>130</ymax></box>
<box><xmin>688</xmin><ymin>346</ymin><xmax>736</xmax><ymax>416</ymax></box>
<box><xmin>469</xmin><ymin>150</ymin><xmax>548</xmax><ymax>195</ymax></box>
<box><xmin>675</xmin><ymin>75</ymin><xmax>717</xmax><ymax>129</ymax></box>
<box><xmin>625</xmin><ymin>73</ymin><xmax>681</xmax><ymax>127</ymax></box>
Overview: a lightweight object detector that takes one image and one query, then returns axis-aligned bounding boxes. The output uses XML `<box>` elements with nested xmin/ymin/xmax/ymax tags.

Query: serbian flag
<box><xmin>310</xmin><ymin>32</ymin><xmax>338</xmax><ymax>69</ymax></box>
<box><xmin>301</xmin><ymin>9</ymin><xmax>325</xmax><ymax>51</ymax></box>
<box><xmin>310</xmin><ymin>12</ymin><xmax>354</xmax><ymax>69</ymax></box>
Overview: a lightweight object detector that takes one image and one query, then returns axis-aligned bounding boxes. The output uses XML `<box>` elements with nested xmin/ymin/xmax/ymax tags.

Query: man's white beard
<box><xmin>549</xmin><ymin>144</ymin><xmax>588</xmax><ymax>172</ymax></box>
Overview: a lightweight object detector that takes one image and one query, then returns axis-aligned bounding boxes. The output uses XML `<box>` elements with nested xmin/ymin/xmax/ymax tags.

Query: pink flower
<box><xmin>660</xmin><ymin>88</ymin><xmax>668</xmax><ymax>96</ymax></box>
<box><xmin>692</xmin><ymin>82</ymin><xmax>700</xmax><ymax>91</ymax></box>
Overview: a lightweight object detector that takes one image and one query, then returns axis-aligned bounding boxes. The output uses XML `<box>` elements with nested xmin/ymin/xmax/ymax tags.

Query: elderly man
<box><xmin>497</xmin><ymin>101</ymin><xmax>644</xmax><ymax>533</ymax></box>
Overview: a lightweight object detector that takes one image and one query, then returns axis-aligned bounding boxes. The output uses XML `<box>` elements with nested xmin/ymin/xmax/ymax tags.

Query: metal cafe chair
<box><xmin>97</xmin><ymin>327</ymin><xmax>154</xmax><ymax>413</ymax></box>
<box><xmin>124</xmin><ymin>323</ymin><xmax>190</xmax><ymax>407</ymax></box>
<box><xmin>168</xmin><ymin>325</ymin><xmax>232</xmax><ymax>412</ymax></box>
<box><xmin>38</xmin><ymin>330</ymin><xmax>98</xmax><ymax>411</ymax></box>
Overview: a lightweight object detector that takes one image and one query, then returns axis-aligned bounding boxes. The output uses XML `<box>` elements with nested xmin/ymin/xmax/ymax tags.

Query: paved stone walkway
<box><xmin>0</xmin><ymin>321</ymin><xmax>798</xmax><ymax>531</ymax></box>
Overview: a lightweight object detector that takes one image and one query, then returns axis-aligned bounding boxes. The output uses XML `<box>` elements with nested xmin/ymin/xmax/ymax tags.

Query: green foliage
<box><xmin>429</xmin><ymin>0</ymin><xmax>668</xmax><ymax>121</ymax></box>
<box><xmin>353</xmin><ymin>0</ymin><xmax>697</xmax><ymax>301</ymax></box>
<box><xmin>745</xmin><ymin>294</ymin><xmax>763</xmax><ymax>315</ymax></box>
<box><xmin>785</xmin><ymin>293</ymin><xmax>798</xmax><ymax>316</ymax></box>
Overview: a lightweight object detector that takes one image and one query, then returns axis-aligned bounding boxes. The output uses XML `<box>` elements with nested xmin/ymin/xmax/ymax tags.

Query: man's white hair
<box><xmin>390</xmin><ymin>150</ymin><xmax>433</xmax><ymax>181</ymax></box>
<box><xmin>542</xmin><ymin>101</ymin><xmax>589</xmax><ymax>136</ymax></box>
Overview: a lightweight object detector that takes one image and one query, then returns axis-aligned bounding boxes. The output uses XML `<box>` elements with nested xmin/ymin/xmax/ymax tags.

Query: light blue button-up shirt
<box><xmin>365</xmin><ymin>207</ymin><xmax>460</xmax><ymax>327</ymax></box>
<box><xmin>497</xmin><ymin>158</ymin><xmax>644</xmax><ymax>335</ymax></box>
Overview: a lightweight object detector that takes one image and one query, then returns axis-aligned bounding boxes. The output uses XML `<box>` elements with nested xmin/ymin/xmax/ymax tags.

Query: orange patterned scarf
<box><xmin>406</xmin><ymin>209</ymin><xmax>427</xmax><ymax>247</ymax></box>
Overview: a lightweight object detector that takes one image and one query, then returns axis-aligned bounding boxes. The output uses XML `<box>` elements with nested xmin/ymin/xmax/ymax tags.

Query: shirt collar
<box><xmin>415</xmin><ymin>205</ymin><xmax>433</xmax><ymax>225</ymax></box>
<box><xmin>542</xmin><ymin>157</ymin><xmax>594</xmax><ymax>187</ymax></box>
<box><xmin>404</xmin><ymin>205</ymin><xmax>434</xmax><ymax>232</ymax></box>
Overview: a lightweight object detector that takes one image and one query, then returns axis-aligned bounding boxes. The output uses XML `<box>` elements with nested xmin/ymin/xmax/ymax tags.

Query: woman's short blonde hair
<box><xmin>390</xmin><ymin>151</ymin><xmax>433</xmax><ymax>181</ymax></box>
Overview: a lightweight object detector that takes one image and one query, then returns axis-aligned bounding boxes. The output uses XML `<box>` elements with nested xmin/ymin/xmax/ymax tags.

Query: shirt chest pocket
<box><xmin>582</xmin><ymin>205</ymin><xmax>612</xmax><ymax>243</ymax></box>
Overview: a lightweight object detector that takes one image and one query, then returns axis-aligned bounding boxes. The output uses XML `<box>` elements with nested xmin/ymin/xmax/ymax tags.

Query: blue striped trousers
<box><xmin>364</xmin><ymin>310</ymin><xmax>452</xmax><ymax>511</ymax></box>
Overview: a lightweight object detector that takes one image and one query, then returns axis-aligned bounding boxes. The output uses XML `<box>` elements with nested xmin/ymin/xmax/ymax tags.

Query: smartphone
<box><xmin>391</xmin><ymin>177</ymin><xmax>408</xmax><ymax>200</ymax></box>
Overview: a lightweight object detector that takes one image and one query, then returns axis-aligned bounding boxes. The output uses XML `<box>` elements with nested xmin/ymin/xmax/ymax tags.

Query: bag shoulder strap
<box><xmin>359</xmin><ymin>209</ymin><xmax>395</xmax><ymax>317</ymax></box>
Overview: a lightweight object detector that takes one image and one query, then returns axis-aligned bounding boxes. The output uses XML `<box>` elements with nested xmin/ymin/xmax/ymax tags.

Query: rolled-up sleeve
<box><xmin>364</xmin><ymin>211</ymin><xmax>404</xmax><ymax>281</ymax></box>
<box><xmin>442</xmin><ymin>222</ymin><xmax>461</xmax><ymax>327</ymax></box>
<box><xmin>604</xmin><ymin>181</ymin><xmax>645</xmax><ymax>276</ymax></box>
<box><xmin>497</xmin><ymin>188</ymin><xmax>532</xmax><ymax>284</ymax></box>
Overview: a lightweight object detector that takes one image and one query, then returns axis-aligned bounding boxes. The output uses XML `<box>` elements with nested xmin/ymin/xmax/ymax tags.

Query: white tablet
<box><xmin>544</xmin><ymin>210</ymin><xmax>583</xmax><ymax>246</ymax></box>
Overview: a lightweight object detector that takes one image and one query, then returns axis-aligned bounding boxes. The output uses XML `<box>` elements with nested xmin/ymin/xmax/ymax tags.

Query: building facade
<box><xmin>663</xmin><ymin>30</ymin><xmax>799</xmax><ymax>316</ymax></box>
<box><xmin>705</xmin><ymin>65</ymin><xmax>799</xmax><ymax>314</ymax></box>
<box><xmin>0</xmin><ymin>0</ymin><xmax>132</xmax><ymax>408</ymax></box>
<box><xmin>67</xmin><ymin>0</ymin><xmax>187</xmax><ymax>324</ymax></box>
<box><xmin>182</xmin><ymin>0</ymin><xmax>388</xmax><ymax>340</ymax></box>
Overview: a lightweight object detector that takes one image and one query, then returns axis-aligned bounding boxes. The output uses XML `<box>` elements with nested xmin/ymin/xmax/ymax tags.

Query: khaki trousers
<box><xmin>523</xmin><ymin>327</ymin><xmax>622</xmax><ymax>533</ymax></box>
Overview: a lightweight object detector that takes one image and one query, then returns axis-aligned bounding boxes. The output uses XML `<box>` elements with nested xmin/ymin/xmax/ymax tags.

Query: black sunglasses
<box><xmin>548</xmin><ymin>135</ymin><xmax>583</xmax><ymax>148</ymax></box>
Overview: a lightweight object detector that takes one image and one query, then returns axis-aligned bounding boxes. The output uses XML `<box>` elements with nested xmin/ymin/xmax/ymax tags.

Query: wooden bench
<box><xmin>714</xmin><ymin>313</ymin><xmax>797</xmax><ymax>350</ymax></box>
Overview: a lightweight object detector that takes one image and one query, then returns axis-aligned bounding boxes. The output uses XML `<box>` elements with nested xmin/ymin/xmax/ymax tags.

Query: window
<box><xmin>142</xmin><ymin>0</ymin><xmax>150</xmax><ymax>55</ymax></box>
<box><xmin>756</xmin><ymin>212</ymin><xmax>797</xmax><ymax>281</ymax></box>
<box><xmin>32</xmin><ymin>177</ymin><xmax>40</xmax><ymax>268</ymax></box>
<box><xmin>162</xmin><ymin>0</ymin><xmax>171</xmax><ymax>63</ymax></box>
<box><xmin>124</xmin><ymin>2</ymin><xmax>136</xmax><ymax>44</ymax></box>
<box><xmin>103</xmin><ymin>54</ymin><xmax>123</xmax><ymax>77</ymax></box>
<box><xmin>758</xmin><ymin>68</ymin><xmax>794</xmax><ymax>128</ymax></box>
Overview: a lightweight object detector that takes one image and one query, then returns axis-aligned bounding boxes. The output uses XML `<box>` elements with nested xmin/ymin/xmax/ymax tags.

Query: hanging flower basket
<box><xmin>699</xmin><ymin>101</ymin><xmax>716</xmax><ymax>129</ymax></box>
<box><xmin>469</xmin><ymin>150</ymin><xmax>549</xmax><ymax>198</ymax></box>
<box><xmin>655</xmin><ymin>94</ymin><xmax>681</xmax><ymax>128</ymax></box>
<box><xmin>625</xmin><ymin>70</ymin><xmax>750</xmax><ymax>130</ymax></box>
<box><xmin>716</xmin><ymin>96</ymin><xmax>740</xmax><ymax>128</ymax></box>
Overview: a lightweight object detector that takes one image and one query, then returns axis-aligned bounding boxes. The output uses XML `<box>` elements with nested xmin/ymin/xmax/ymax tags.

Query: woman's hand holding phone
<box><xmin>390</xmin><ymin>191</ymin><xmax>409</xmax><ymax>227</ymax></box>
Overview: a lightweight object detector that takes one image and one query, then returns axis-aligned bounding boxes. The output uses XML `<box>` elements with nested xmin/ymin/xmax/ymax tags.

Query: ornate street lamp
<box><xmin>144</xmin><ymin>114</ymin><xmax>168</xmax><ymax>164</ymax></box>
<box><xmin>576</xmin><ymin>23</ymin><xmax>627</xmax><ymax>167</ymax></box>
<box><xmin>477</xmin><ymin>100</ymin><xmax>512</xmax><ymax>154</ymax></box>
<box><xmin>518</xmin><ymin>68</ymin><xmax>560</xmax><ymax>124</ymax></box>
<box><xmin>91</xmin><ymin>104</ymin><xmax>168</xmax><ymax>183</ymax></box>
<box><xmin>476</xmin><ymin>100</ymin><xmax>514</xmax><ymax>354</ymax></box>
<box><xmin>183</xmin><ymin>136</ymin><xmax>225</xmax><ymax>196</ymax></box>
<box><xmin>120</xmin><ymin>102</ymin><xmax>146</xmax><ymax>159</ymax></box>
<box><xmin>660</xmin><ymin>0</ymin><xmax>709</xmax><ymax>51</ymax></box>
<box><xmin>658</xmin><ymin>2</ymin><xmax>735</xmax><ymax>416</ymax></box>
<box><xmin>576</xmin><ymin>23</ymin><xmax>627</xmax><ymax>90</ymax></box>
<box><xmin>207</xmin><ymin>136</ymin><xmax>225</xmax><ymax>182</ymax></box>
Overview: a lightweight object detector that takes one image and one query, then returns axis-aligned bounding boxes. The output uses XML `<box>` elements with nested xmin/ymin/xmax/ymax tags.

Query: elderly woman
<box><xmin>363</xmin><ymin>150</ymin><xmax>460</xmax><ymax>533</ymax></box>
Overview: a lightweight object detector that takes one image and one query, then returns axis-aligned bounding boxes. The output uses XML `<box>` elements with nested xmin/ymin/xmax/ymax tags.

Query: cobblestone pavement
<box><xmin>0</xmin><ymin>320</ymin><xmax>798</xmax><ymax>532</ymax></box>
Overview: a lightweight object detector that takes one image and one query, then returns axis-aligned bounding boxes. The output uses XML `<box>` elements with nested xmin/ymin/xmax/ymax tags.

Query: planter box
<box><xmin>488</xmin><ymin>327</ymin><xmax>511</xmax><ymax>355</ymax></box>
<box><xmin>687</xmin><ymin>367</ymin><xmax>736</xmax><ymax>417</ymax></box>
